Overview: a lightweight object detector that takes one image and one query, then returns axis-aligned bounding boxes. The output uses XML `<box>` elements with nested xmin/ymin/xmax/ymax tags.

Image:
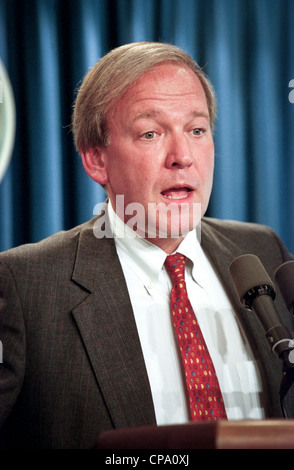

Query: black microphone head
<box><xmin>229</xmin><ymin>254</ymin><xmax>275</xmax><ymax>304</ymax></box>
<box><xmin>275</xmin><ymin>261</ymin><xmax>294</xmax><ymax>313</ymax></box>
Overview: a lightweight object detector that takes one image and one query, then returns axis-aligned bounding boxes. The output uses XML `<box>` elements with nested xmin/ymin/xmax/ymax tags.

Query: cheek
<box><xmin>206</xmin><ymin>155</ymin><xmax>215</xmax><ymax>180</ymax></box>
<box><xmin>109</xmin><ymin>159</ymin><xmax>152</xmax><ymax>201</ymax></box>
<box><xmin>199</xmin><ymin>145</ymin><xmax>214</xmax><ymax>178</ymax></box>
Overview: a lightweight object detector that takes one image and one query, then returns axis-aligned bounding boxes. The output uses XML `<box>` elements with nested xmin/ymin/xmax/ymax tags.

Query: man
<box><xmin>0</xmin><ymin>42</ymin><xmax>293</xmax><ymax>449</ymax></box>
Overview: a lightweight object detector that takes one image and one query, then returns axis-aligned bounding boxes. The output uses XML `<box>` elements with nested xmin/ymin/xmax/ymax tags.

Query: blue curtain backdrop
<box><xmin>0</xmin><ymin>0</ymin><xmax>294</xmax><ymax>252</ymax></box>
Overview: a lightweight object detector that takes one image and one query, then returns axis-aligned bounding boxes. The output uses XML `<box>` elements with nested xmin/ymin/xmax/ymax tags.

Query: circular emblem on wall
<box><xmin>0</xmin><ymin>60</ymin><xmax>16</xmax><ymax>183</ymax></box>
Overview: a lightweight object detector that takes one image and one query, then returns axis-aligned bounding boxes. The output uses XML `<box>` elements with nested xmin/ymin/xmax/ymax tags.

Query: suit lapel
<box><xmin>71</xmin><ymin>218</ymin><xmax>156</xmax><ymax>429</ymax></box>
<box><xmin>200</xmin><ymin>218</ymin><xmax>283</xmax><ymax>417</ymax></box>
<box><xmin>200</xmin><ymin>219</ymin><xmax>264</xmax><ymax>359</ymax></box>
<box><xmin>200</xmin><ymin>218</ymin><xmax>272</xmax><ymax>359</ymax></box>
<box><xmin>201</xmin><ymin>219</ymin><xmax>246</xmax><ymax>312</ymax></box>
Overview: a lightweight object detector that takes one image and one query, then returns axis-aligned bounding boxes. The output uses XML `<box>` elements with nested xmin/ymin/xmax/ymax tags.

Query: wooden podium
<box><xmin>95</xmin><ymin>420</ymin><xmax>294</xmax><ymax>449</ymax></box>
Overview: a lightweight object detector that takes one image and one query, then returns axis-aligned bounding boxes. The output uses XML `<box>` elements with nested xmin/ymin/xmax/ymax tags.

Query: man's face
<box><xmin>99</xmin><ymin>63</ymin><xmax>214</xmax><ymax>251</ymax></box>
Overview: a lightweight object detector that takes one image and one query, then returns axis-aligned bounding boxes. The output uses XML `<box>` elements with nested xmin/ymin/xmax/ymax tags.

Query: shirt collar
<box><xmin>176</xmin><ymin>229</ymin><xmax>205</xmax><ymax>288</ymax></box>
<box><xmin>108</xmin><ymin>200</ymin><xmax>167</xmax><ymax>287</ymax></box>
<box><xmin>108</xmin><ymin>200</ymin><xmax>205</xmax><ymax>289</ymax></box>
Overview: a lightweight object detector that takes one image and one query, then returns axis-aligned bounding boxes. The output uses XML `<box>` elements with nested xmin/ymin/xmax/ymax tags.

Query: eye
<box><xmin>191</xmin><ymin>128</ymin><xmax>204</xmax><ymax>137</ymax></box>
<box><xmin>141</xmin><ymin>131</ymin><xmax>156</xmax><ymax>140</ymax></box>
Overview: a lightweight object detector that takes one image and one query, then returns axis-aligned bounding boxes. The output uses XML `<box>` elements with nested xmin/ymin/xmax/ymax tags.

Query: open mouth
<box><xmin>161</xmin><ymin>187</ymin><xmax>193</xmax><ymax>200</ymax></box>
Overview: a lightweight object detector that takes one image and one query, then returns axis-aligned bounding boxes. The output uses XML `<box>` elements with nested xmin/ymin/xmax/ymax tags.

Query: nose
<box><xmin>165</xmin><ymin>133</ymin><xmax>193</xmax><ymax>169</ymax></box>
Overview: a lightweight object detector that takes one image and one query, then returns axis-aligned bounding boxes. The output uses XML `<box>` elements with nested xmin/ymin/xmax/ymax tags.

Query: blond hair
<box><xmin>72</xmin><ymin>42</ymin><xmax>216</xmax><ymax>151</ymax></box>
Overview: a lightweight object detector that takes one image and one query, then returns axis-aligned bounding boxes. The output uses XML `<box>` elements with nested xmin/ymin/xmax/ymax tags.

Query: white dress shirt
<box><xmin>108</xmin><ymin>202</ymin><xmax>265</xmax><ymax>424</ymax></box>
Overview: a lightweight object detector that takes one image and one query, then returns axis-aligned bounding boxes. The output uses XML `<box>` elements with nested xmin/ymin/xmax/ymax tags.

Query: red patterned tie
<box><xmin>165</xmin><ymin>253</ymin><xmax>227</xmax><ymax>421</ymax></box>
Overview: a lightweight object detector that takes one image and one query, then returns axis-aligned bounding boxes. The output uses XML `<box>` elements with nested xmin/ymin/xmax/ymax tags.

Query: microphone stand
<box><xmin>278</xmin><ymin>341</ymin><xmax>294</xmax><ymax>418</ymax></box>
<box><xmin>242</xmin><ymin>285</ymin><xmax>294</xmax><ymax>419</ymax></box>
<box><xmin>274</xmin><ymin>261</ymin><xmax>294</xmax><ymax>417</ymax></box>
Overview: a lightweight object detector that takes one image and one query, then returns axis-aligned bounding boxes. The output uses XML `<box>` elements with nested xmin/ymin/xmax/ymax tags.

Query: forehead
<box><xmin>111</xmin><ymin>63</ymin><xmax>208</xmax><ymax>118</ymax></box>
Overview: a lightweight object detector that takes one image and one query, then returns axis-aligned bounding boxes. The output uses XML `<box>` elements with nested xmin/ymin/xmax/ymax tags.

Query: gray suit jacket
<box><xmin>0</xmin><ymin>214</ymin><xmax>293</xmax><ymax>448</ymax></box>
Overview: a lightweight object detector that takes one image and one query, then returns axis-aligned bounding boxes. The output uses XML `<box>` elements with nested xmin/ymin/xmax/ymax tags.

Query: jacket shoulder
<box><xmin>203</xmin><ymin>216</ymin><xmax>277</xmax><ymax>239</ymax></box>
<box><xmin>0</xmin><ymin>218</ymin><xmax>94</xmax><ymax>273</ymax></box>
<box><xmin>202</xmin><ymin>217</ymin><xmax>292</xmax><ymax>261</ymax></box>
<box><xmin>203</xmin><ymin>216</ymin><xmax>271</xmax><ymax>234</ymax></box>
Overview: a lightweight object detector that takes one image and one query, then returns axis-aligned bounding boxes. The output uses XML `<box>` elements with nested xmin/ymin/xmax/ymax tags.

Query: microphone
<box><xmin>229</xmin><ymin>254</ymin><xmax>294</xmax><ymax>416</ymax></box>
<box><xmin>229</xmin><ymin>254</ymin><xmax>293</xmax><ymax>358</ymax></box>
<box><xmin>275</xmin><ymin>261</ymin><xmax>294</xmax><ymax>316</ymax></box>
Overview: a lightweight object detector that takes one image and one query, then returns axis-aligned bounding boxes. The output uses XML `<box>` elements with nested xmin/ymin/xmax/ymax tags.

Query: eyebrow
<box><xmin>132</xmin><ymin>110</ymin><xmax>161</xmax><ymax>123</ymax></box>
<box><xmin>132</xmin><ymin>109</ymin><xmax>210</xmax><ymax>123</ymax></box>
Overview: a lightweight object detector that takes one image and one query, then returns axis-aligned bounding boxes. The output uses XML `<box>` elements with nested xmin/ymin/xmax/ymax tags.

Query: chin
<box><xmin>147</xmin><ymin>211</ymin><xmax>201</xmax><ymax>240</ymax></box>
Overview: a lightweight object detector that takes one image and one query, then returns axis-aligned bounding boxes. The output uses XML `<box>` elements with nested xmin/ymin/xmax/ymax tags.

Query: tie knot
<box><xmin>164</xmin><ymin>253</ymin><xmax>186</xmax><ymax>284</ymax></box>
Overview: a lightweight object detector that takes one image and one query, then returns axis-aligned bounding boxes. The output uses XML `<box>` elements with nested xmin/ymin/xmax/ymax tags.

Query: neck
<box><xmin>144</xmin><ymin>235</ymin><xmax>185</xmax><ymax>254</ymax></box>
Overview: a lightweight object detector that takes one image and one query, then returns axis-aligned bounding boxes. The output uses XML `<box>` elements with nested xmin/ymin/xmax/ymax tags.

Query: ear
<box><xmin>80</xmin><ymin>147</ymin><xmax>109</xmax><ymax>185</ymax></box>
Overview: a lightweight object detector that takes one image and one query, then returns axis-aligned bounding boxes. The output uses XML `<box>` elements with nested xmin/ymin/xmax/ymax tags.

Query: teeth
<box><xmin>163</xmin><ymin>194</ymin><xmax>188</xmax><ymax>200</ymax></box>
